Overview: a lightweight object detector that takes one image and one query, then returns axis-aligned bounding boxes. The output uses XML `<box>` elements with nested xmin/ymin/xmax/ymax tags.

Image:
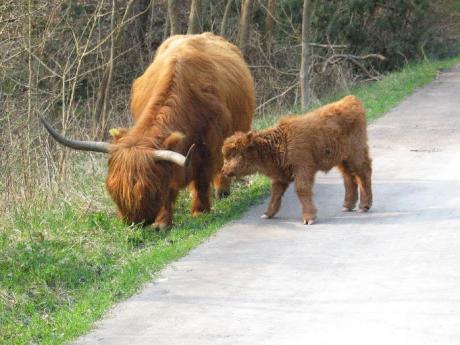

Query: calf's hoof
<box><xmin>303</xmin><ymin>219</ymin><xmax>315</xmax><ymax>225</ymax></box>
<box><xmin>216</xmin><ymin>190</ymin><xmax>230</xmax><ymax>199</ymax></box>
<box><xmin>342</xmin><ymin>207</ymin><xmax>354</xmax><ymax>212</ymax></box>
<box><xmin>358</xmin><ymin>206</ymin><xmax>370</xmax><ymax>213</ymax></box>
<box><xmin>261</xmin><ymin>213</ymin><xmax>272</xmax><ymax>219</ymax></box>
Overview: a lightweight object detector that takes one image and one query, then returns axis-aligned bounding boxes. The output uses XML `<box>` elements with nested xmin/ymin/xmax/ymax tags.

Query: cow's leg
<box><xmin>338</xmin><ymin>162</ymin><xmax>358</xmax><ymax>211</ymax></box>
<box><xmin>350</xmin><ymin>153</ymin><xmax>373</xmax><ymax>212</ymax></box>
<box><xmin>153</xmin><ymin>188</ymin><xmax>178</xmax><ymax>230</ymax></box>
<box><xmin>190</xmin><ymin>171</ymin><xmax>212</xmax><ymax>216</ymax></box>
<box><xmin>188</xmin><ymin>143</ymin><xmax>213</xmax><ymax>216</ymax></box>
<box><xmin>190</xmin><ymin>177</ymin><xmax>212</xmax><ymax>216</ymax></box>
<box><xmin>262</xmin><ymin>179</ymin><xmax>289</xmax><ymax>218</ymax></box>
<box><xmin>213</xmin><ymin>173</ymin><xmax>232</xmax><ymax>198</ymax></box>
<box><xmin>294</xmin><ymin>169</ymin><xmax>317</xmax><ymax>225</ymax></box>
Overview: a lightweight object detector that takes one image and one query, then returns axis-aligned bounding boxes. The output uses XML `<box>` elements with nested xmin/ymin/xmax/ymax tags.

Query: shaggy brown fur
<box><xmin>106</xmin><ymin>33</ymin><xmax>255</xmax><ymax>227</ymax></box>
<box><xmin>221</xmin><ymin>95</ymin><xmax>372</xmax><ymax>225</ymax></box>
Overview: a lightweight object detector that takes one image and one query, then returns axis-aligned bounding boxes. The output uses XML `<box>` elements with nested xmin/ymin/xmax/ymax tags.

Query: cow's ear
<box><xmin>163</xmin><ymin>131</ymin><xmax>186</xmax><ymax>150</ymax></box>
<box><xmin>109</xmin><ymin>128</ymin><xmax>129</xmax><ymax>143</ymax></box>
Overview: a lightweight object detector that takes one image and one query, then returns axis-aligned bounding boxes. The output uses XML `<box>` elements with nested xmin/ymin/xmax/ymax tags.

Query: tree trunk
<box><xmin>239</xmin><ymin>0</ymin><xmax>255</xmax><ymax>59</ymax></box>
<box><xmin>94</xmin><ymin>0</ymin><xmax>135</xmax><ymax>132</ymax></box>
<box><xmin>187</xmin><ymin>0</ymin><xmax>201</xmax><ymax>34</ymax></box>
<box><xmin>220</xmin><ymin>0</ymin><xmax>234</xmax><ymax>37</ymax></box>
<box><xmin>94</xmin><ymin>0</ymin><xmax>117</xmax><ymax>133</ymax></box>
<box><xmin>168</xmin><ymin>0</ymin><xmax>180</xmax><ymax>35</ymax></box>
<box><xmin>300</xmin><ymin>0</ymin><xmax>312</xmax><ymax>110</ymax></box>
<box><xmin>163</xmin><ymin>7</ymin><xmax>170</xmax><ymax>41</ymax></box>
<box><xmin>265</xmin><ymin>0</ymin><xmax>277</xmax><ymax>55</ymax></box>
<box><xmin>131</xmin><ymin>0</ymin><xmax>151</xmax><ymax>54</ymax></box>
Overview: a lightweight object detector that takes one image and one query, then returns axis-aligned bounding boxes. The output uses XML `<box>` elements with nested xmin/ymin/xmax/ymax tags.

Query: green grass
<box><xmin>347</xmin><ymin>58</ymin><xmax>460</xmax><ymax>121</ymax></box>
<box><xmin>1</xmin><ymin>57</ymin><xmax>459</xmax><ymax>345</ymax></box>
<box><xmin>0</xmin><ymin>177</ymin><xmax>270</xmax><ymax>345</ymax></box>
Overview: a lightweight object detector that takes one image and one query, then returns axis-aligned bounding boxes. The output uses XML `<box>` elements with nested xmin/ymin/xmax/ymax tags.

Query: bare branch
<box><xmin>256</xmin><ymin>82</ymin><xmax>298</xmax><ymax>111</ymax></box>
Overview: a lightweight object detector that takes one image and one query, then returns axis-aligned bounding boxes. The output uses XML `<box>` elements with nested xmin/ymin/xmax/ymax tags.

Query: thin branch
<box><xmin>249</xmin><ymin>65</ymin><xmax>298</xmax><ymax>76</ymax></box>
<box><xmin>256</xmin><ymin>82</ymin><xmax>298</xmax><ymax>111</ymax></box>
<box><xmin>83</xmin><ymin>0</ymin><xmax>147</xmax><ymax>57</ymax></box>
<box><xmin>22</xmin><ymin>45</ymin><xmax>61</xmax><ymax>77</ymax></box>
<box><xmin>0</xmin><ymin>3</ymin><xmax>47</xmax><ymax>24</ymax></box>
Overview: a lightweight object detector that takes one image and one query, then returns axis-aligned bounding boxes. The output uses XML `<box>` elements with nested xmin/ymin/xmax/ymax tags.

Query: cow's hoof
<box><xmin>192</xmin><ymin>207</ymin><xmax>210</xmax><ymax>217</ymax></box>
<box><xmin>151</xmin><ymin>222</ymin><xmax>171</xmax><ymax>231</ymax></box>
<box><xmin>303</xmin><ymin>219</ymin><xmax>315</xmax><ymax>225</ymax></box>
<box><xmin>261</xmin><ymin>214</ymin><xmax>270</xmax><ymax>219</ymax></box>
<box><xmin>342</xmin><ymin>207</ymin><xmax>354</xmax><ymax>212</ymax></box>
<box><xmin>358</xmin><ymin>207</ymin><xmax>370</xmax><ymax>213</ymax></box>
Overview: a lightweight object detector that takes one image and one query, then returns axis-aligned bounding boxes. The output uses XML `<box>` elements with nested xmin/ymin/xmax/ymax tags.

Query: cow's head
<box><xmin>221</xmin><ymin>131</ymin><xmax>258</xmax><ymax>178</ymax></box>
<box><xmin>40</xmin><ymin>118</ymin><xmax>195</xmax><ymax>225</ymax></box>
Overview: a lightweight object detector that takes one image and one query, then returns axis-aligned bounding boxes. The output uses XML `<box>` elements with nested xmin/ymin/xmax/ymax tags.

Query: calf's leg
<box><xmin>294</xmin><ymin>169</ymin><xmax>317</xmax><ymax>225</ymax></box>
<box><xmin>262</xmin><ymin>180</ymin><xmax>289</xmax><ymax>218</ymax></box>
<box><xmin>349</xmin><ymin>153</ymin><xmax>372</xmax><ymax>212</ymax></box>
<box><xmin>338</xmin><ymin>162</ymin><xmax>358</xmax><ymax>211</ymax></box>
<box><xmin>355</xmin><ymin>158</ymin><xmax>373</xmax><ymax>212</ymax></box>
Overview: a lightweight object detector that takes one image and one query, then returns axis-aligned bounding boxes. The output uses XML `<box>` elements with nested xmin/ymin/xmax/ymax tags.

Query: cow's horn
<box><xmin>40</xmin><ymin>117</ymin><xmax>113</xmax><ymax>153</ymax></box>
<box><xmin>153</xmin><ymin>144</ymin><xmax>196</xmax><ymax>167</ymax></box>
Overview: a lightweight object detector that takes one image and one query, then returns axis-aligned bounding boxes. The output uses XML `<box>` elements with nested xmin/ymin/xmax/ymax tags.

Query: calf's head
<box><xmin>221</xmin><ymin>131</ymin><xmax>259</xmax><ymax>178</ymax></box>
<box><xmin>40</xmin><ymin>118</ymin><xmax>195</xmax><ymax>225</ymax></box>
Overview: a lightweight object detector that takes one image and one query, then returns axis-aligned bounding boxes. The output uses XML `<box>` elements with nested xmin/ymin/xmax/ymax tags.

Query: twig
<box><xmin>0</xmin><ymin>3</ymin><xmax>47</xmax><ymax>24</ymax></box>
<box><xmin>249</xmin><ymin>65</ymin><xmax>298</xmax><ymax>76</ymax></box>
<box><xmin>292</xmin><ymin>43</ymin><xmax>350</xmax><ymax>49</ymax></box>
<box><xmin>256</xmin><ymin>83</ymin><xmax>298</xmax><ymax>111</ymax></box>
<box><xmin>321</xmin><ymin>53</ymin><xmax>386</xmax><ymax>80</ymax></box>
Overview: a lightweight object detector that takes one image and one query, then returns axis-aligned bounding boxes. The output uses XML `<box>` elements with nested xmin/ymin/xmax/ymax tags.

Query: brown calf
<box><xmin>221</xmin><ymin>95</ymin><xmax>372</xmax><ymax>225</ymax></box>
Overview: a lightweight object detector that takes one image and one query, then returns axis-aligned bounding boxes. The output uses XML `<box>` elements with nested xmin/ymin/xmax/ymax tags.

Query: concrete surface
<box><xmin>74</xmin><ymin>66</ymin><xmax>460</xmax><ymax>345</ymax></box>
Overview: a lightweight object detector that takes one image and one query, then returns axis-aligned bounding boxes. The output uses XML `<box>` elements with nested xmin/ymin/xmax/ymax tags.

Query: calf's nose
<box><xmin>221</xmin><ymin>169</ymin><xmax>235</xmax><ymax>178</ymax></box>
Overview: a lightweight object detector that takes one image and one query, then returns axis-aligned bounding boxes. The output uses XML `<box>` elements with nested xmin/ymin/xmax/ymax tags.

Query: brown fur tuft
<box><xmin>107</xmin><ymin>144</ymin><xmax>165</xmax><ymax>224</ymax></box>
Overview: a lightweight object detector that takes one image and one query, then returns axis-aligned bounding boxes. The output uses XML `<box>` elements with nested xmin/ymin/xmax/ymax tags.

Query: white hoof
<box><xmin>342</xmin><ymin>207</ymin><xmax>353</xmax><ymax>212</ymax></box>
<box><xmin>303</xmin><ymin>219</ymin><xmax>315</xmax><ymax>225</ymax></box>
<box><xmin>358</xmin><ymin>207</ymin><xmax>370</xmax><ymax>213</ymax></box>
<box><xmin>261</xmin><ymin>214</ymin><xmax>269</xmax><ymax>219</ymax></box>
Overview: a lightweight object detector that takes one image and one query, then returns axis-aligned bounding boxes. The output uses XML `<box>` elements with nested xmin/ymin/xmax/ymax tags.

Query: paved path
<box><xmin>75</xmin><ymin>66</ymin><xmax>460</xmax><ymax>345</ymax></box>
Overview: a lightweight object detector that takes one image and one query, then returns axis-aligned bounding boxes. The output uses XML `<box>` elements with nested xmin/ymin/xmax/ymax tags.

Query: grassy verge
<box><xmin>1</xmin><ymin>57</ymin><xmax>459</xmax><ymax>345</ymax></box>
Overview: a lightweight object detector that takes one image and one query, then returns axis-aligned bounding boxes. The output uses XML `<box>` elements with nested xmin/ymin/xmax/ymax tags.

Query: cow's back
<box><xmin>130</xmin><ymin>33</ymin><xmax>255</xmax><ymax>134</ymax></box>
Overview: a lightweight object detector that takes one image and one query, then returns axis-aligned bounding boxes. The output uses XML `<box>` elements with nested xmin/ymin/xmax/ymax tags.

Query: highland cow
<box><xmin>41</xmin><ymin>33</ymin><xmax>255</xmax><ymax>229</ymax></box>
<box><xmin>221</xmin><ymin>95</ymin><xmax>372</xmax><ymax>225</ymax></box>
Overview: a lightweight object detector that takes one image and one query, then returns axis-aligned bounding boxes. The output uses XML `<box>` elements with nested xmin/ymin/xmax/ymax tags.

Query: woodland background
<box><xmin>1</xmin><ymin>0</ymin><xmax>460</xmax><ymax>216</ymax></box>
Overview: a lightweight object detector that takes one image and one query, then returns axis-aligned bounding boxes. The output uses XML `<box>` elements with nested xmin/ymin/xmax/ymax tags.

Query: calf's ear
<box><xmin>163</xmin><ymin>131</ymin><xmax>186</xmax><ymax>150</ymax></box>
<box><xmin>246</xmin><ymin>131</ymin><xmax>256</xmax><ymax>150</ymax></box>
